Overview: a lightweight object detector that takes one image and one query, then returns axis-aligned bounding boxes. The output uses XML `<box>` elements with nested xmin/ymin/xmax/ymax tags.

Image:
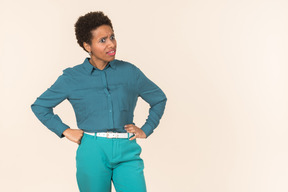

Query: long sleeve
<box><xmin>135</xmin><ymin>67</ymin><xmax>167</xmax><ymax>138</ymax></box>
<box><xmin>31</xmin><ymin>71</ymin><xmax>70</xmax><ymax>138</ymax></box>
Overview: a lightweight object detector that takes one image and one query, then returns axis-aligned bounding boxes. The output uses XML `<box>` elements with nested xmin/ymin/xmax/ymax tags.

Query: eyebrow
<box><xmin>99</xmin><ymin>33</ymin><xmax>115</xmax><ymax>40</ymax></box>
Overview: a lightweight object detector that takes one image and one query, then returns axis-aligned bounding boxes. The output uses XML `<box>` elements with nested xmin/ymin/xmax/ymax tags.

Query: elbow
<box><xmin>163</xmin><ymin>93</ymin><xmax>167</xmax><ymax>103</ymax></box>
<box><xmin>31</xmin><ymin>103</ymin><xmax>41</xmax><ymax>117</ymax></box>
<box><xmin>163</xmin><ymin>96</ymin><xmax>167</xmax><ymax>107</ymax></box>
<box><xmin>30</xmin><ymin>103</ymin><xmax>52</xmax><ymax>116</ymax></box>
<box><xmin>155</xmin><ymin>94</ymin><xmax>167</xmax><ymax>107</ymax></box>
<box><xmin>162</xmin><ymin>96</ymin><xmax>167</xmax><ymax>105</ymax></box>
<box><xmin>31</xmin><ymin>103</ymin><xmax>40</xmax><ymax>112</ymax></box>
<box><xmin>31</xmin><ymin>103</ymin><xmax>36</xmax><ymax>113</ymax></box>
<box><xmin>159</xmin><ymin>91</ymin><xmax>167</xmax><ymax>105</ymax></box>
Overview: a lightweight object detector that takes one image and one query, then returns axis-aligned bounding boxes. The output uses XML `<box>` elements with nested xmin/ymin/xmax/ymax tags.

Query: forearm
<box><xmin>31</xmin><ymin>104</ymin><xmax>70</xmax><ymax>138</ymax></box>
<box><xmin>141</xmin><ymin>95</ymin><xmax>167</xmax><ymax>138</ymax></box>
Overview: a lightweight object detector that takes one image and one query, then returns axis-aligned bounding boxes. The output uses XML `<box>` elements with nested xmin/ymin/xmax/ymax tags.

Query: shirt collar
<box><xmin>82</xmin><ymin>57</ymin><xmax>116</xmax><ymax>74</ymax></box>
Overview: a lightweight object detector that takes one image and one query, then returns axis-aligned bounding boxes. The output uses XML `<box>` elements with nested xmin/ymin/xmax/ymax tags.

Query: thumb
<box><xmin>129</xmin><ymin>135</ymin><xmax>137</xmax><ymax>140</ymax></box>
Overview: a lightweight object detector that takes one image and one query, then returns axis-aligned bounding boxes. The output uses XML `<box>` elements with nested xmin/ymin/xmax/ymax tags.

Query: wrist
<box><xmin>63</xmin><ymin>128</ymin><xmax>71</xmax><ymax>136</ymax></box>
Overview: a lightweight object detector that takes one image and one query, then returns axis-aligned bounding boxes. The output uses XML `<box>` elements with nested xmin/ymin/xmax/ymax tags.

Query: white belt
<box><xmin>84</xmin><ymin>131</ymin><xmax>134</xmax><ymax>138</ymax></box>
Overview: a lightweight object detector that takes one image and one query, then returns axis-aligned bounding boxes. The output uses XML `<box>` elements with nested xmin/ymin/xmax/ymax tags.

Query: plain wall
<box><xmin>1</xmin><ymin>0</ymin><xmax>288</xmax><ymax>191</ymax></box>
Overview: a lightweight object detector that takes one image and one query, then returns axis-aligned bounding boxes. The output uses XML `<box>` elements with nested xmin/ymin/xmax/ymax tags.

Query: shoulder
<box><xmin>52</xmin><ymin>65</ymin><xmax>80</xmax><ymax>87</ymax></box>
<box><xmin>61</xmin><ymin>63</ymin><xmax>84</xmax><ymax>77</ymax></box>
<box><xmin>114</xmin><ymin>59</ymin><xmax>140</xmax><ymax>73</ymax></box>
<box><xmin>53</xmin><ymin>64</ymin><xmax>82</xmax><ymax>92</ymax></box>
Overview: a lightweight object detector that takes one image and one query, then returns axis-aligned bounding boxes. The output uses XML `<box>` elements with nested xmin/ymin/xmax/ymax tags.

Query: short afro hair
<box><xmin>74</xmin><ymin>11</ymin><xmax>113</xmax><ymax>52</ymax></box>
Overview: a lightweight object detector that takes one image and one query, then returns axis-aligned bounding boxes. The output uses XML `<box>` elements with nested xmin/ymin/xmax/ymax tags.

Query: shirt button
<box><xmin>109</xmin><ymin>110</ymin><xmax>112</xmax><ymax>112</ymax></box>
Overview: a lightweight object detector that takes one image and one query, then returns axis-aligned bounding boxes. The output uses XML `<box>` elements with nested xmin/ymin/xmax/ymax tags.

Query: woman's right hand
<box><xmin>63</xmin><ymin>128</ymin><xmax>84</xmax><ymax>145</ymax></box>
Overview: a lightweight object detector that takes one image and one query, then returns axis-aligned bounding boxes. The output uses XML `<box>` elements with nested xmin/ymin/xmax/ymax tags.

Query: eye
<box><xmin>110</xmin><ymin>35</ymin><xmax>115</xmax><ymax>40</ymax></box>
<box><xmin>100</xmin><ymin>38</ymin><xmax>106</xmax><ymax>43</ymax></box>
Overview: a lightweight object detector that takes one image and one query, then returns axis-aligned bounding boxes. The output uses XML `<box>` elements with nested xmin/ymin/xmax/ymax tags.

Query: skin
<box><xmin>63</xmin><ymin>25</ymin><xmax>147</xmax><ymax>144</ymax></box>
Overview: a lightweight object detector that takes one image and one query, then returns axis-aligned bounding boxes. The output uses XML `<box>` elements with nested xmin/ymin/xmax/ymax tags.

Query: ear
<box><xmin>83</xmin><ymin>42</ymin><xmax>91</xmax><ymax>52</ymax></box>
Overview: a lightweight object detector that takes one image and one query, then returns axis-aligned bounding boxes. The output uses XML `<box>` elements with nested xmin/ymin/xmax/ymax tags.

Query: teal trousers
<box><xmin>75</xmin><ymin>132</ymin><xmax>147</xmax><ymax>192</ymax></box>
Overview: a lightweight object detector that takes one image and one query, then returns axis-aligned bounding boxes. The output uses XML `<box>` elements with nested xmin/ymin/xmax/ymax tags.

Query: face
<box><xmin>84</xmin><ymin>25</ymin><xmax>117</xmax><ymax>65</ymax></box>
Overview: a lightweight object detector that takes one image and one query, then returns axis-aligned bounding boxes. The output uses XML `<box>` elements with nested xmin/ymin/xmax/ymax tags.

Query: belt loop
<box><xmin>94</xmin><ymin>132</ymin><xmax>97</xmax><ymax>140</ymax></box>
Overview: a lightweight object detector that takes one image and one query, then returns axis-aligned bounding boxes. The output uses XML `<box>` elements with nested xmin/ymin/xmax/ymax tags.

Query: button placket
<box><xmin>101</xmin><ymin>71</ymin><xmax>114</xmax><ymax>128</ymax></box>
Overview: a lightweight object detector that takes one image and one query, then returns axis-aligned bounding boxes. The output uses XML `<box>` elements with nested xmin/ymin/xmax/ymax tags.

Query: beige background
<box><xmin>1</xmin><ymin>0</ymin><xmax>288</xmax><ymax>191</ymax></box>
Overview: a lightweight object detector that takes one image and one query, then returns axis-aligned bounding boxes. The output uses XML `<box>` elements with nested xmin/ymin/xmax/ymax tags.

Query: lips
<box><xmin>107</xmin><ymin>50</ymin><xmax>116</xmax><ymax>56</ymax></box>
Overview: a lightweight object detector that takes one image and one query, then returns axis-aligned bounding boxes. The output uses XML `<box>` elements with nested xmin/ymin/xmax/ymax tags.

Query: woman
<box><xmin>31</xmin><ymin>11</ymin><xmax>167</xmax><ymax>192</ymax></box>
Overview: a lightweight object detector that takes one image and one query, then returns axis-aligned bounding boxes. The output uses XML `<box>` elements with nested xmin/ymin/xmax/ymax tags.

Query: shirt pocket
<box><xmin>110</xmin><ymin>84</ymin><xmax>130</xmax><ymax>111</ymax></box>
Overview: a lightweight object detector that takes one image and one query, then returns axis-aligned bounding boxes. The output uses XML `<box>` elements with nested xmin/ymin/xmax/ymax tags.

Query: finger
<box><xmin>78</xmin><ymin>136</ymin><xmax>83</xmax><ymax>144</ymax></box>
<box><xmin>125</xmin><ymin>128</ymin><xmax>136</xmax><ymax>133</ymax></box>
<box><xmin>125</xmin><ymin>128</ymin><xmax>134</xmax><ymax>132</ymax></box>
<box><xmin>124</xmin><ymin>124</ymin><xmax>134</xmax><ymax>128</ymax></box>
<box><xmin>129</xmin><ymin>135</ymin><xmax>137</xmax><ymax>140</ymax></box>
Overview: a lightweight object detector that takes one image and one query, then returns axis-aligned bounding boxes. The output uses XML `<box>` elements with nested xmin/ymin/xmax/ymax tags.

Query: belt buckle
<box><xmin>106</xmin><ymin>131</ymin><xmax>114</xmax><ymax>139</ymax></box>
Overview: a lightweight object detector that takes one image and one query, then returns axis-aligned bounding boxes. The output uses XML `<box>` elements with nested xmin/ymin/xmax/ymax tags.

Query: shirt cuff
<box><xmin>141</xmin><ymin>123</ymin><xmax>154</xmax><ymax>138</ymax></box>
<box><xmin>57</xmin><ymin>124</ymin><xmax>70</xmax><ymax>138</ymax></box>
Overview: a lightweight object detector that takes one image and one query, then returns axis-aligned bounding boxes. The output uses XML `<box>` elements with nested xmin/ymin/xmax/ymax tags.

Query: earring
<box><xmin>88</xmin><ymin>51</ymin><xmax>91</xmax><ymax>56</ymax></box>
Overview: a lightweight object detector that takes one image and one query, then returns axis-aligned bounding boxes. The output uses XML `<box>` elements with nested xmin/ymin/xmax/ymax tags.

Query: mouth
<box><xmin>107</xmin><ymin>50</ymin><xmax>116</xmax><ymax>56</ymax></box>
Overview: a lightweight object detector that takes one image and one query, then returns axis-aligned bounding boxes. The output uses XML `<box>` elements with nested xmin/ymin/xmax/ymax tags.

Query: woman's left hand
<box><xmin>124</xmin><ymin>124</ymin><xmax>147</xmax><ymax>140</ymax></box>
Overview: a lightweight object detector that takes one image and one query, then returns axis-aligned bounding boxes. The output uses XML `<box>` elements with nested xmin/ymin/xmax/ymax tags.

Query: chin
<box><xmin>107</xmin><ymin>57</ymin><xmax>116</xmax><ymax>61</ymax></box>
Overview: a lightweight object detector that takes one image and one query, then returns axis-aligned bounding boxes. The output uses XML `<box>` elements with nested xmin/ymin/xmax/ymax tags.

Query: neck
<box><xmin>89</xmin><ymin>57</ymin><xmax>108</xmax><ymax>70</ymax></box>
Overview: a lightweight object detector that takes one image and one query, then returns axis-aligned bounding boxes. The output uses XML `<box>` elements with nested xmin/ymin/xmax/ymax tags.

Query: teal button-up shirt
<box><xmin>31</xmin><ymin>57</ymin><xmax>167</xmax><ymax>138</ymax></box>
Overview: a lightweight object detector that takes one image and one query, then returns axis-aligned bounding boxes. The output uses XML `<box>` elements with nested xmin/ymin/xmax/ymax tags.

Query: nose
<box><xmin>107</xmin><ymin>38</ymin><xmax>116</xmax><ymax>48</ymax></box>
